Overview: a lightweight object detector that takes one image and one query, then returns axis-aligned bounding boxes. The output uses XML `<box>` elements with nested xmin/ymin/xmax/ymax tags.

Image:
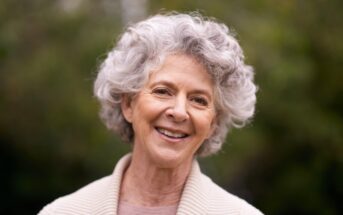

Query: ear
<box><xmin>121</xmin><ymin>94</ymin><xmax>134</xmax><ymax>123</ymax></box>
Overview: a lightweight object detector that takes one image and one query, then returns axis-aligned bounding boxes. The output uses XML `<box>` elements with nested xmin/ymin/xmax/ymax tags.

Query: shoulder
<box><xmin>201</xmin><ymin>174</ymin><xmax>263</xmax><ymax>215</ymax></box>
<box><xmin>38</xmin><ymin>154</ymin><xmax>132</xmax><ymax>215</ymax></box>
<box><xmin>38</xmin><ymin>176</ymin><xmax>111</xmax><ymax>215</ymax></box>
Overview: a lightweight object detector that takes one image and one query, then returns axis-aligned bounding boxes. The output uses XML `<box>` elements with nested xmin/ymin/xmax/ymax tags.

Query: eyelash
<box><xmin>191</xmin><ymin>96</ymin><xmax>208</xmax><ymax>106</ymax></box>
<box><xmin>152</xmin><ymin>88</ymin><xmax>171</xmax><ymax>96</ymax></box>
<box><xmin>152</xmin><ymin>87</ymin><xmax>209</xmax><ymax>106</ymax></box>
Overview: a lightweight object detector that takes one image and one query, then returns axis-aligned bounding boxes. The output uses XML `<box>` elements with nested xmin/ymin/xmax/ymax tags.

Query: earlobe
<box><xmin>121</xmin><ymin>94</ymin><xmax>133</xmax><ymax>123</ymax></box>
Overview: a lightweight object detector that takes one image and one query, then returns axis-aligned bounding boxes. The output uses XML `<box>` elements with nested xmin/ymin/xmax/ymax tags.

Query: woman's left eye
<box><xmin>191</xmin><ymin>96</ymin><xmax>209</xmax><ymax>106</ymax></box>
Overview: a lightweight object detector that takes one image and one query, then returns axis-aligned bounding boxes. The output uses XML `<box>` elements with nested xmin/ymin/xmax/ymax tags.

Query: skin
<box><xmin>120</xmin><ymin>54</ymin><xmax>216</xmax><ymax>207</ymax></box>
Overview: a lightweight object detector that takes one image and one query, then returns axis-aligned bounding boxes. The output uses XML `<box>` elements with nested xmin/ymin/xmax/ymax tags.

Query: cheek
<box><xmin>195</xmin><ymin>113</ymin><xmax>216</xmax><ymax>137</ymax></box>
<box><xmin>132</xmin><ymin>99</ymin><xmax>161</xmax><ymax>126</ymax></box>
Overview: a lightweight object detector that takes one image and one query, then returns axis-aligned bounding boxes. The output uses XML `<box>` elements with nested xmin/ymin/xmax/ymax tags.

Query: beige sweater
<box><xmin>39</xmin><ymin>154</ymin><xmax>263</xmax><ymax>215</ymax></box>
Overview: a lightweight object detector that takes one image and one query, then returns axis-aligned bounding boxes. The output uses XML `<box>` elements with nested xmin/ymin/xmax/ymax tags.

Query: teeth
<box><xmin>157</xmin><ymin>128</ymin><xmax>187</xmax><ymax>138</ymax></box>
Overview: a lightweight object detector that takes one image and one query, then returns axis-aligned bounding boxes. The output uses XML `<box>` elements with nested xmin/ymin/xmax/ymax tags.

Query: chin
<box><xmin>151</xmin><ymin>149</ymin><xmax>192</xmax><ymax>169</ymax></box>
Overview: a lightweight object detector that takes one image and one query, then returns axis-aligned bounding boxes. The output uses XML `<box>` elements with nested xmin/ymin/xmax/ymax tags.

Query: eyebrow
<box><xmin>149</xmin><ymin>80</ymin><xmax>213</xmax><ymax>100</ymax></box>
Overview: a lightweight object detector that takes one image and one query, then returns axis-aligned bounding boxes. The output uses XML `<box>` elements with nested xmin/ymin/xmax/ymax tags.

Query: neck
<box><xmin>119</xmin><ymin>150</ymin><xmax>193</xmax><ymax>207</ymax></box>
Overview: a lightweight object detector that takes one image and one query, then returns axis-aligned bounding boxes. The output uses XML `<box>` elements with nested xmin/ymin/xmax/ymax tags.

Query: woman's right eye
<box><xmin>152</xmin><ymin>88</ymin><xmax>171</xmax><ymax>96</ymax></box>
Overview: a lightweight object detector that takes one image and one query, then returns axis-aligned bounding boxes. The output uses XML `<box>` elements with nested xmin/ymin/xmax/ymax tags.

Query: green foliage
<box><xmin>1</xmin><ymin>0</ymin><xmax>342</xmax><ymax>214</ymax></box>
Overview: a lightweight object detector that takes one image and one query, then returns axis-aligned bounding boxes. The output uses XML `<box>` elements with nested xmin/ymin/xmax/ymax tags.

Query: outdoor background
<box><xmin>1</xmin><ymin>0</ymin><xmax>342</xmax><ymax>214</ymax></box>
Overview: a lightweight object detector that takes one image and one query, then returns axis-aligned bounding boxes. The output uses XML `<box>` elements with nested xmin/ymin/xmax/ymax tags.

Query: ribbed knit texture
<box><xmin>38</xmin><ymin>154</ymin><xmax>263</xmax><ymax>215</ymax></box>
<box><xmin>117</xmin><ymin>201</ymin><xmax>178</xmax><ymax>215</ymax></box>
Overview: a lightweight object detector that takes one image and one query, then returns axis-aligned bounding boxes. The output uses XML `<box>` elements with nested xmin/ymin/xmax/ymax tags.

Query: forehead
<box><xmin>147</xmin><ymin>54</ymin><xmax>214</xmax><ymax>91</ymax></box>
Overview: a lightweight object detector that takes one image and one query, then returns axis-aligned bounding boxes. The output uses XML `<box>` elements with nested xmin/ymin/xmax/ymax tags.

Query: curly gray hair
<box><xmin>94</xmin><ymin>12</ymin><xmax>257</xmax><ymax>157</ymax></box>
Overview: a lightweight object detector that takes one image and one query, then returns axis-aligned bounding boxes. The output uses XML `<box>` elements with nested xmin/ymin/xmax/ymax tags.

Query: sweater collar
<box><xmin>177</xmin><ymin>159</ymin><xmax>210</xmax><ymax>215</ymax></box>
<box><xmin>91</xmin><ymin>154</ymin><xmax>131</xmax><ymax>215</ymax></box>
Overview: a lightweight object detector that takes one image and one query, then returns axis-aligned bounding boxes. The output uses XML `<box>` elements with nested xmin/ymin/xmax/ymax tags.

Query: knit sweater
<box><xmin>38</xmin><ymin>154</ymin><xmax>263</xmax><ymax>215</ymax></box>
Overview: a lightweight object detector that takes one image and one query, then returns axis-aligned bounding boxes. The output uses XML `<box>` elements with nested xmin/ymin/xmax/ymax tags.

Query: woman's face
<box><xmin>122</xmin><ymin>54</ymin><xmax>216</xmax><ymax>168</ymax></box>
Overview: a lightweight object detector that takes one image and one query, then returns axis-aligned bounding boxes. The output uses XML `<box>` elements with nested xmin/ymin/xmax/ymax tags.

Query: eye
<box><xmin>152</xmin><ymin>87</ymin><xmax>172</xmax><ymax>96</ymax></box>
<box><xmin>191</xmin><ymin>96</ymin><xmax>209</xmax><ymax>106</ymax></box>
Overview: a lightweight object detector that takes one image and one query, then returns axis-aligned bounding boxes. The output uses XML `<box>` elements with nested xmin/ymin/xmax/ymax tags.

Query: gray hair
<box><xmin>94</xmin><ymin>12</ymin><xmax>257</xmax><ymax>157</ymax></box>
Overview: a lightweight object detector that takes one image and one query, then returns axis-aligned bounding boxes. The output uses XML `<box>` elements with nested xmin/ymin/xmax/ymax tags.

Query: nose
<box><xmin>165</xmin><ymin>95</ymin><xmax>189</xmax><ymax>122</ymax></box>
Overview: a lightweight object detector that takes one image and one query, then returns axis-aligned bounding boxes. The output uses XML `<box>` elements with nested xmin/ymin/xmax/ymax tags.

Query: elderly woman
<box><xmin>39</xmin><ymin>12</ymin><xmax>262</xmax><ymax>214</ymax></box>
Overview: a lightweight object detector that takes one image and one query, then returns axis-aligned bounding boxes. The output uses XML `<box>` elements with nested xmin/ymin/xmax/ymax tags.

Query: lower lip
<box><xmin>155</xmin><ymin>128</ymin><xmax>188</xmax><ymax>143</ymax></box>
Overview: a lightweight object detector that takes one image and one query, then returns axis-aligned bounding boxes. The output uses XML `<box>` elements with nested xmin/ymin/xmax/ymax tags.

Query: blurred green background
<box><xmin>1</xmin><ymin>0</ymin><xmax>342</xmax><ymax>214</ymax></box>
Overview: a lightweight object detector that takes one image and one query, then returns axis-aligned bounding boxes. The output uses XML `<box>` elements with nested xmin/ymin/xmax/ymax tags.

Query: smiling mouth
<box><xmin>156</xmin><ymin>127</ymin><xmax>189</xmax><ymax>139</ymax></box>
